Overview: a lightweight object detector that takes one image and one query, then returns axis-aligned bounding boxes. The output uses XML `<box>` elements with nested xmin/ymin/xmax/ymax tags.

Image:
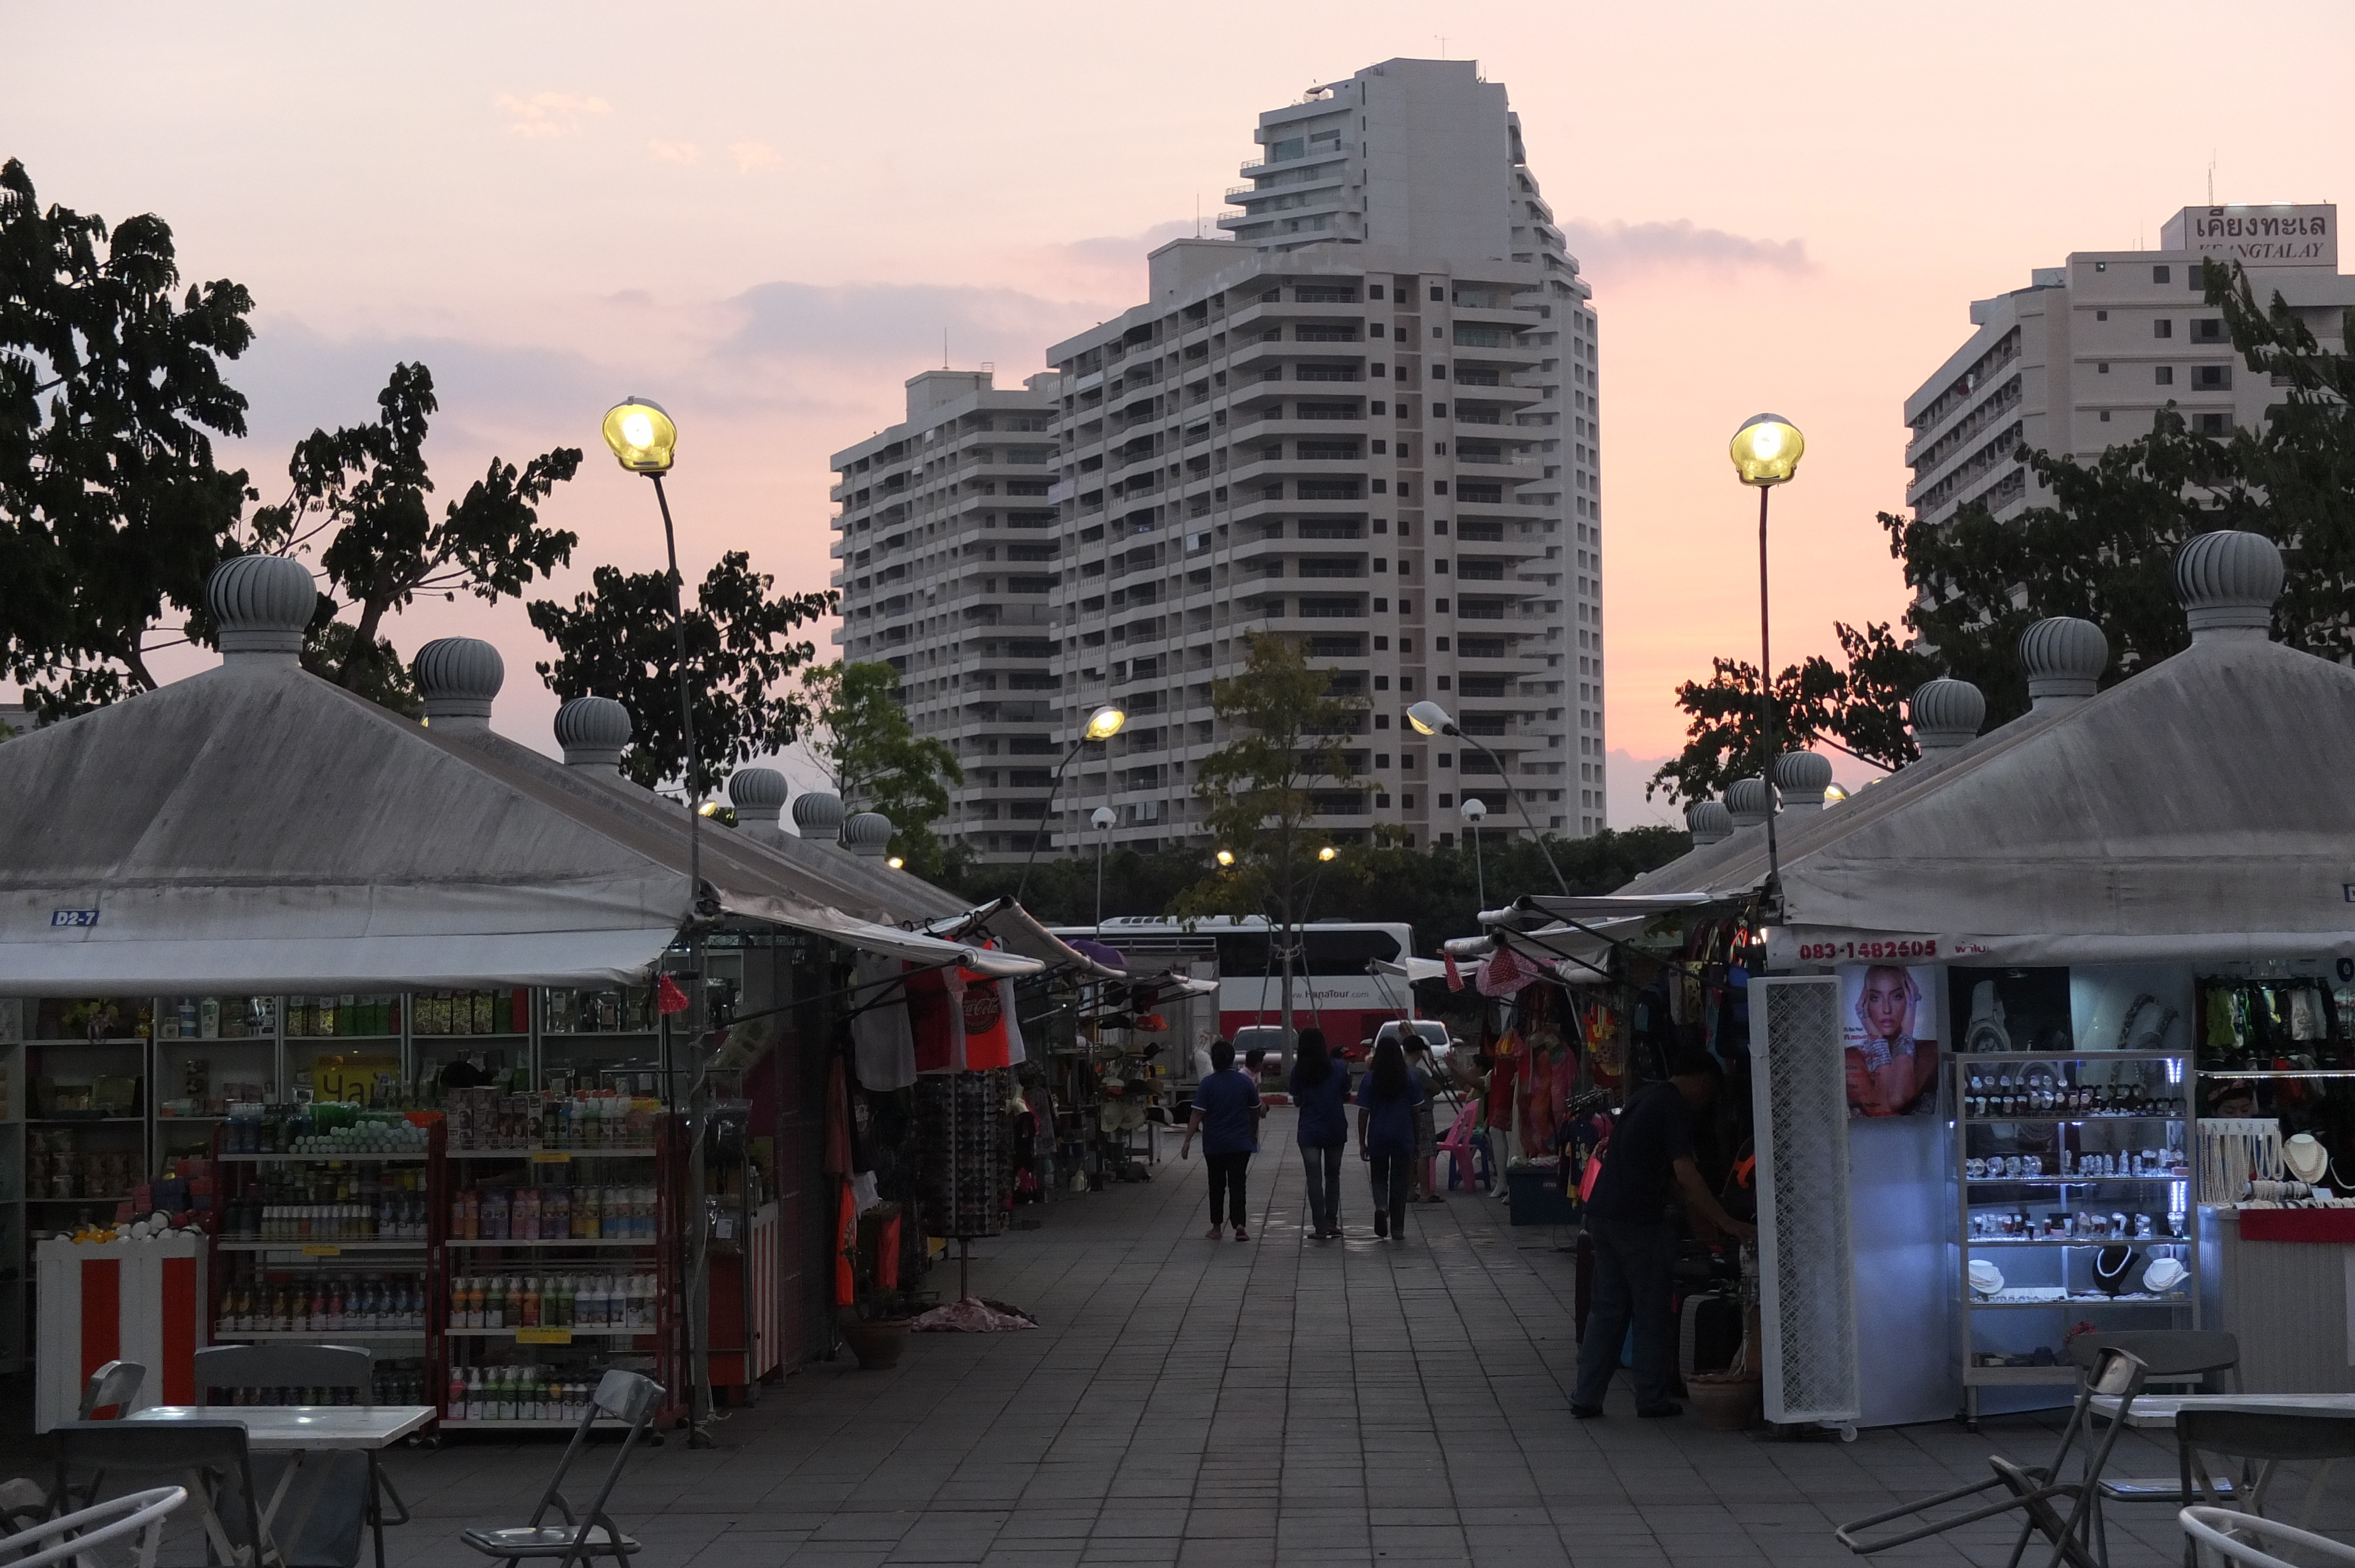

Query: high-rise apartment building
<box><xmin>1905</xmin><ymin>204</ymin><xmax>2350</xmax><ymax>526</ymax></box>
<box><xmin>831</xmin><ymin>58</ymin><xmax>1602</xmax><ymax>865</ymax></box>
<box><xmin>828</xmin><ymin>369</ymin><xmax>1065</xmax><ymax>857</ymax></box>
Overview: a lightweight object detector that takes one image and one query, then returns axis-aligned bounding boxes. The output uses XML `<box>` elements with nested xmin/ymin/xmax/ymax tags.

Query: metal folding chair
<box><xmin>2181</xmin><ymin>1504</ymin><xmax>2355</xmax><ymax>1568</ymax></box>
<box><xmin>2179</xmin><ymin>1408</ymin><xmax>2355</xmax><ymax>1536</ymax></box>
<box><xmin>0</xmin><ymin>1483</ymin><xmax>184</xmax><ymax>1568</ymax></box>
<box><xmin>194</xmin><ymin>1343</ymin><xmax>409</xmax><ymax>1568</ymax></box>
<box><xmin>1836</xmin><ymin>1347</ymin><xmax>2150</xmax><ymax>1568</ymax></box>
<box><xmin>50</xmin><ymin>1421</ymin><xmax>264</xmax><ymax>1567</ymax></box>
<box><xmin>79</xmin><ymin>1360</ymin><xmax>147</xmax><ymax>1420</ymax></box>
<box><xmin>460</xmin><ymin>1370</ymin><xmax>664</xmax><ymax>1568</ymax></box>
<box><xmin>2074</xmin><ymin>1331</ymin><xmax>2244</xmax><ymax>1553</ymax></box>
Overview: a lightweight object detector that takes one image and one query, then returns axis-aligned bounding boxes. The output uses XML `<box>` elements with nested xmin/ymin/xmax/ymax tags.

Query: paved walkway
<box><xmin>98</xmin><ymin>1108</ymin><xmax>2338</xmax><ymax>1564</ymax></box>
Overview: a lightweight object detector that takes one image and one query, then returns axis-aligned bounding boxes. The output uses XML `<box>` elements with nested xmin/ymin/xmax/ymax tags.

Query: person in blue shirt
<box><xmin>1355</xmin><ymin>1037</ymin><xmax>1427</xmax><ymax>1240</ymax></box>
<box><xmin>1182</xmin><ymin>1038</ymin><xmax>1262</xmax><ymax>1241</ymax></box>
<box><xmin>1287</xmin><ymin>1027</ymin><xmax>1352</xmax><ymax>1240</ymax></box>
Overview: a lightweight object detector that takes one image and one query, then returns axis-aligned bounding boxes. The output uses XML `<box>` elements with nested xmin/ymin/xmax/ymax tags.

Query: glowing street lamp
<box><xmin>601</xmin><ymin>396</ymin><xmax>706</xmax><ymax>918</ymax></box>
<box><xmin>1461</xmin><ymin>796</ymin><xmax>1488</xmax><ymax>908</ymax></box>
<box><xmin>1729</xmin><ymin>413</ymin><xmax>1807</xmax><ymax>906</ymax></box>
<box><xmin>1216</xmin><ymin>849</ymin><xmax>1236</xmax><ymax>868</ymax></box>
<box><xmin>1014</xmin><ymin>705</ymin><xmax>1127</xmax><ymax>901</ymax></box>
<box><xmin>1405</xmin><ymin>703</ymin><xmax>1567</xmax><ymax>893</ymax></box>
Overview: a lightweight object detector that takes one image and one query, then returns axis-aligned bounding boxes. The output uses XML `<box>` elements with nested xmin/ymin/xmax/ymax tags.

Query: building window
<box><xmin>2191</xmin><ymin>318</ymin><xmax>2226</xmax><ymax>343</ymax></box>
<box><xmin>1429</xmin><ymin>285</ymin><xmax>1444</xmax><ymax>302</ymax></box>
<box><xmin>2154</xmin><ymin>265</ymin><xmax>2171</xmax><ymax>284</ymax></box>
<box><xmin>1436</xmin><ymin>676</ymin><xmax>1450</xmax><ymax>690</ymax></box>
<box><xmin>2199</xmin><ymin>413</ymin><xmax>2230</xmax><ymax>436</ymax></box>
<box><xmin>2097</xmin><ymin>361</ymin><xmax>2109</xmax><ymax>374</ymax></box>
<box><xmin>2097</xmin><ymin>310</ymin><xmax>2108</xmax><ymax>321</ymax></box>
<box><xmin>1369</xmin><ymin>284</ymin><xmax>1385</xmax><ymax>300</ymax></box>
<box><xmin>1431</xmin><ymin>365</ymin><xmax>1448</xmax><ymax>381</ymax></box>
<box><xmin>2155</xmin><ymin>366</ymin><xmax>2174</xmax><ymax>385</ymax></box>
<box><xmin>2154</xmin><ymin>320</ymin><xmax>2173</xmax><ymax>339</ymax></box>
<box><xmin>2099</xmin><ymin>410</ymin><xmax>2111</xmax><ymax>422</ymax></box>
<box><xmin>1431</xmin><ymin>402</ymin><xmax>1448</xmax><ymax>418</ymax></box>
<box><xmin>2094</xmin><ymin>261</ymin><xmax>2107</xmax><ymax>272</ymax></box>
<box><xmin>1434</xmin><ymin>597</ymin><xmax>1450</xmax><ymax>613</ymax></box>
<box><xmin>2192</xmin><ymin>364</ymin><xmax>2232</xmax><ymax>391</ymax></box>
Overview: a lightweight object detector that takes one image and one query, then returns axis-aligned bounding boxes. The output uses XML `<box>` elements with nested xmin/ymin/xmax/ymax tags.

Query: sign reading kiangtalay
<box><xmin>2162</xmin><ymin>205</ymin><xmax>2336</xmax><ymax>267</ymax></box>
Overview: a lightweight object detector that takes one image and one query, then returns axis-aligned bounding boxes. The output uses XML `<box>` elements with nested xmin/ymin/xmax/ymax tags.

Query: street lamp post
<box><xmin>1405</xmin><ymin>702</ymin><xmax>1567</xmax><ymax>895</ymax></box>
<box><xmin>1727</xmin><ymin>413</ymin><xmax>1807</xmax><ymax>912</ymax></box>
<box><xmin>1014</xmin><ymin>705</ymin><xmax>1126</xmax><ymax>902</ymax></box>
<box><xmin>1090</xmin><ymin>805</ymin><xmax>1116</xmax><ymax>936</ymax></box>
<box><xmin>1461</xmin><ymin>796</ymin><xmax>1488</xmax><ymax>909</ymax></box>
<box><xmin>598</xmin><ymin>394</ymin><xmax>715</xmax><ymax>1448</ymax></box>
<box><xmin>600</xmin><ymin>397</ymin><xmax>706</xmax><ymax>917</ymax></box>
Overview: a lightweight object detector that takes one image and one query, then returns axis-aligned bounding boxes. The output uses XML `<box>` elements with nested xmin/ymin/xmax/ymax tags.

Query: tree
<box><xmin>801</xmin><ymin>660</ymin><xmax>964</xmax><ymax>877</ymax></box>
<box><xmin>247</xmin><ymin>361</ymin><xmax>581</xmax><ymax>703</ymax></box>
<box><xmin>1172</xmin><ymin>634</ymin><xmax>1368</xmax><ymax>1037</ymax></box>
<box><xmin>0</xmin><ymin>158</ymin><xmax>256</xmax><ymax>716</ymax></box>
<box><xmin>530</xmin><ymin>551</ymin><xmax>835</xmax><ymax>797</ymax></box>
<box><xmin>1651</xmin><ymin>257</ymin><xmax>2355</xmax><ymax>805</ymax></box>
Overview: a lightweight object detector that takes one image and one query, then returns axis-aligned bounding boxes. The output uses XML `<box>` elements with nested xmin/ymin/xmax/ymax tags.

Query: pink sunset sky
<box><xmin>9</xmin><ymin>2</ymin><xmax>2351</xmax><ymax>826</ymax></box>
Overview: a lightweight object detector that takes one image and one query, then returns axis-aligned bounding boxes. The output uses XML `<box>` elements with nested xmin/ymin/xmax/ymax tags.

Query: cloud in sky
<box><xmin>731</xmin><ymin>142</ymin><xmax>780</xmax><ymax>174</ymax></box>
<box><xmin>718</xmin><ymin>280</ymin><xmax>1099</xmax><ymax>378</ymax></box>
<box><xmin>1561</xmin><ymin>217</ymin><xmax>1813</xmax><ymax>281</ymax></box>
<box><xmin>648</xmin><ymin>140</ymin><xmax>704</xmax><ymax>165</ymax></box>
<box><xmin>496</xmin><ymin>92</ymin><xmax>611</xmax><ymax>139</ymax></box>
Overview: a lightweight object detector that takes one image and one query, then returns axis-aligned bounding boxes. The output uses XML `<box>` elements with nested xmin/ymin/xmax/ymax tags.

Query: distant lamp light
<box><xmin>696</xmin><ymin>801</ymin><xmax>720</xmax><ymax>817</ymax></box>
<box><xmin>1318</xmin><ymin>846</ymin><xmax>1337</xmax><ymax>862</ymax></box>
<box><xmin>885</xmin><ymin>855</ymin><xmax>905</xmax><ymax>869</ymax></box>
<box><xmin>1090</xmin><ymin>806</ymin><xmax>1117</xmax><ymax>829</ymax></box>
<box><xmin>1216</xmin><ymin>849</ymin><xmax>1236</xmax><ymax>867</ymax></box>
<box><xmin>1824</xmin><ymin>783</ymin><xmax>1849</xmax><ymax>805</ymax></box>
<box><xmin>1460</xmin><ymin>797</ymin><xmax>1487</xmax><ymax>824</ymax></box>
<box><xmin>601</xmin><ymin>397</ymin><xmax>678</xmax><ymax>474</ymax></box>
<box><xmin>1405</xmin><ymin>699</ymin><xmax>1455</xmax><ymax>737</ymax></box>
<box><xmin>1729</xmin><ymin>413</ymin><xmax>1805</xmax><ymax>487</ymax></box>
<box><xmin>1084</xmin><ymin>705</ymin><xmax>1126</xmax><ymax>741</ymax></box>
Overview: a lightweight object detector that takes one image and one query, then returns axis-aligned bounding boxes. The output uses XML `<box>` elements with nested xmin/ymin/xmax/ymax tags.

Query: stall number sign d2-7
<box><xmin>49</xmin><ymin>909</ymin><xmax>99</xmax><ymax>928</ymax></box>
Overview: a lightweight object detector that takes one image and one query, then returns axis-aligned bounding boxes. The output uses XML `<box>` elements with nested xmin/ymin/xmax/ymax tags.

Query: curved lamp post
<box><xmin>599</xmin><ymin>397</ymin><xmax>708</xmax><ymax>918</ymax></box>
<box><xmin>1461</xmin><ymin>796</ymin><xmax>1488</xmax><ymax>909</ymax></box>
<box><xmin>1407</xmin><ymin>700</ymin><xmax>1567</xmax><ymax>894</ymax></box>
<box><xmin>1090</xmin><ymin>805</ymin><xmax>1117</xmax><ymax>935</ymax></box>
<box><xmin>1728</xmin><ymin>413</ymin><xmax>1806</xmax><ymax>910</ymax></box>
<box><xmin>1014</xmin><ymin>703</ymin><xmax>1125</xmax><ymax>900</ymax></box>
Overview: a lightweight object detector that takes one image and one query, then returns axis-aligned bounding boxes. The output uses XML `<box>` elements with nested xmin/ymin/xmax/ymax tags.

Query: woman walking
<box><xmin>1356</xmin><ymin>1037</ymin><xmax>1428</xmax><ymax>1240</ymax></box>
<box><xmin>1288</xmin><ymin>1028</ymin><xmax>1351</xmax><ymax>1240</ymax></box>
<box><xmin>1182</xmin><ymin>1038</ymin><xmax>1261</xmax><ymax>1241</ymax></box>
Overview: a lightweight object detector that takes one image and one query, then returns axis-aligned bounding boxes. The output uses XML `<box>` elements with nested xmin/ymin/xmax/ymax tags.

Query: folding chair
<box><xmin>461</xmin><ymin>1370</ymin><xmax>664</xmax><ymax>1568</ymax></box>
<box><xmin>2073</xmin><ymin>1331</ymin><xmax>2244</xmax><ymax>1553</ymax></box>
<box><xmin>194</xmin><ymin>1343</ymin><xmax>407</xmax><ymax>1568</ymax></box>
<box><xmin>51</xmin><ymin>1421</ymin><xmax>264</xmax><ymax>1567</ymax></box>
<box><xmin>79</xmin><ymin>1360</ymin><xmax>146</xmax><ymax>1420</ymax></box>
<box><xmin>1835</xmin><ymin>1347</ymin><xmax>2150</xmax><ymax>1568</ymax></box>
<box><xmin>2178</xmin><ymin>1409</ymin><xmax>2355</xmax><ymax>1537</ymax></box>
<box><xmin>0</xmin><ymin>1483</ymin><xmax>184</xmax><ymax>1568</ymax></box>
<box><xmin>2181</xmin><ymin>1504</ymin><xmax>2355</xmax><ymax>1568</ymax></box>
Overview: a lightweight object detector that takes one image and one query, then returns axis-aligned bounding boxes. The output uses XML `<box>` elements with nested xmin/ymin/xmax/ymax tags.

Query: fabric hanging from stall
<box><xmin>851</xmin><ymin>953</ymin><xmax>918</xmax><ymax>1089</ymax></box>
<box><xmin>908</xmin><ymin>966</ymin><xmax>968</xmax><ymax>1074</ymax></box>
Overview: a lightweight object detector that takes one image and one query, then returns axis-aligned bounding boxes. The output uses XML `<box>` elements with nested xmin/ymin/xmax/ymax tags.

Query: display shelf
<box><xmin>1953</xmin><ymin>1046</ymin><xmax>2197</xmax><ymax>1426</ymax></box>
<box><xmin>214</xmin><ymin>1329</ymin><xmax>428</xmax><ymax>1341</ymax></box>
<box><xmin>2195</xmin><ymin>1069</ymin><xmax>2355</xmax><ymax>1079</ymax></box>
<box><xmin>439</xmin><ymin>1417</ymin><xmax>632</xmax><ymax>1431</ymax></box>
<box><xmin>26</xmin><ymin>1194</ymin><xmax>135</xmax><ymax>1204</ymax></box>
<box><xmin>215</xmin><ymin>1240</ymin><xmax>426</xmax><ymax>1253</ymax></box>
<box><xmin>445</xmin><ymin>1238</ymin><xmax>648</xmax><ymax>1249</ymax></box>
<box><xmin>442</xmin><ymin>1327</ymin><xmax>646</xmax><ymax>1339</ymax></box>
<box><xmin>447</xmin><ymin>1148</ymin><xmax>656</xmax><ymax>1160</ymax></box>
<box><xmin>27</xmin><ymin>1118</ymin><xmax>145</xmax><ymax>1127</ymax></box>
<box><xmin>215</xmin><ymin>1152</ymin><xmax>430</xmax><ymax>1164</ymax></box>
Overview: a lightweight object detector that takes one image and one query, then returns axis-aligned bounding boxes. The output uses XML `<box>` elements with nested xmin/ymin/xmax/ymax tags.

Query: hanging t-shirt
<box><xmin>907</xmin><ymin>965</ymin><xmax>967</xmax><ymax>1075</ymax></box>
<box><xmin>961</xmin><ymin>969</ymin><xmax>1014</xmax><ymax>1070</ymax></box>
<box><xmin>850</xmin><ymin>954</ymin><xmax>917</xmax><ymax>1091</ymax></box>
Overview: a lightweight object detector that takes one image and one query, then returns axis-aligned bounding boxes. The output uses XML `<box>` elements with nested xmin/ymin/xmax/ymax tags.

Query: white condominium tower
<box><xmin>1905</xmin><ymin>204</ymin><xmax>2350</xmax><ymax>526</ymax></box>
<box><xmin>831</xmin><ymin>58</ymin><xmax>1601</xmax><ymax>865</ymax></box>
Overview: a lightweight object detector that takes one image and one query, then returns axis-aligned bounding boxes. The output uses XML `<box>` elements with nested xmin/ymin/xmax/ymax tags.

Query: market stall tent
<box><xmin>0</xmin><ymin>559</ymin><xmax>1034</xmax><ymax>995</ymax></box>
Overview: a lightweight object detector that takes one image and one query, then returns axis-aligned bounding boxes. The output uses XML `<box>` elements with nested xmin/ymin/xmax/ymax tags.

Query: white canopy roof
<box><xmin>0</xmin><ymin>657</ymin><xmax>1034</xmax><ymax>994</ymax></box>
<box><xmin>1624</xmin><ymin>633</ymin><xmax>2355</xmax><ymax>967</ymax></box>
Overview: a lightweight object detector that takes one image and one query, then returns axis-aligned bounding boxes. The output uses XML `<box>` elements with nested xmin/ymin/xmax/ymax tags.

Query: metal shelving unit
<box><xmin>1954</xmin><ymin>1049</ymin><xmax>2197</xmax><ymax>1427</ymax></box>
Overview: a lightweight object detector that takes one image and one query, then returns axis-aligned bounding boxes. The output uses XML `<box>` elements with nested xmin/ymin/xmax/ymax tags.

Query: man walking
<box><xmin>1571</xmin><ymin>1050</ymin><xmax>1754</xmax><ymax>1418</ymax></box>
<box><xmin>1182</xmin><ymin>1038</ymin><xmax>1261</xmax><ymax>1241</ymax></box>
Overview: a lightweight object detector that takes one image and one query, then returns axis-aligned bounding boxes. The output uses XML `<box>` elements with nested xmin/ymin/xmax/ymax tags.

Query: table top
<box><xmin>125</xmin><ymin>1405</ymin><xmax>434</xmax><ymax>1450</ymax></box>
<box><xmin>2092</xmin><ymin>1394</ymin><xmax>2355</xmax><ymax>1429</ymax></box>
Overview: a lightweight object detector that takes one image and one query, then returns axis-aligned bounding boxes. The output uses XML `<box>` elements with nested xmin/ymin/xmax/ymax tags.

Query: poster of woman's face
<box><xmin>1843</xmin><ymin>964</ymin><xmax>1939</xmax><ymax>1117</ymax></box>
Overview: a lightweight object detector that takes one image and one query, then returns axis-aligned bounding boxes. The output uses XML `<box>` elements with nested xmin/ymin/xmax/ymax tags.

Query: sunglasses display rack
<box><xmin>1951</xmin><ymin>1048</ymin><xmax>2196</xmax><ymax>1428</ymax></box>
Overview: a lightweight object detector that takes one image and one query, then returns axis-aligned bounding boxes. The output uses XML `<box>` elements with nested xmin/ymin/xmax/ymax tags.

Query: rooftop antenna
<box><xmin>942</xmin><ymin>327</ymin><xmax>948</xmax><ymax>370</ymax></box>
<box><xmin>2208</xmin><ymin>155</ymin><xmax>2215</xmax><ymax>205</ymax></box>
<box><xmin>1195</xmin><ymin>192</ymin><xmax>1202</xmax><ymax>238</ymax></box>
<box><xmin>1437</xmin><ymin>34</ymin><xmax>1447</xmax><ymax>58</ymax></box>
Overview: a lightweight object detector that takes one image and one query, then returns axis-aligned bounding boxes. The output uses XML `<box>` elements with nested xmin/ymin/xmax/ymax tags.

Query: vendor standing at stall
<box><xmin>1571</xmin><ymin>1051</ymin><xmax>1755</xmax><ymax>1418</ymax></box>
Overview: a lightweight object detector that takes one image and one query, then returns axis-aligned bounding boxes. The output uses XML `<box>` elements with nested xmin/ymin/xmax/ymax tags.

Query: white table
<box><xmin>125</xmin><ymin>1405</ymin><xmax>432</xmax><ymax>1567</ymax></box>
<box><xmin>2094</xmin><ymin>1393</ymin><xmax>2355</xmax><ymax>1429</ymax></box>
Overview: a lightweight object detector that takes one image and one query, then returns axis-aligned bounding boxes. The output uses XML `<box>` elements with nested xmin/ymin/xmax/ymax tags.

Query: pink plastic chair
<box><xmin>1437</xmin><ymin>1104</ymin><xmax>1487</xmax><ymax>1193</ymax></box>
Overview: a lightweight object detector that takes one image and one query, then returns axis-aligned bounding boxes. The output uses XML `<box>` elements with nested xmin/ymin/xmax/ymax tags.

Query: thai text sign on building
<box><xmin>2162</xmin><ymin>205</ymin><xmax>2336</xmax><ymax>267</ymax></box>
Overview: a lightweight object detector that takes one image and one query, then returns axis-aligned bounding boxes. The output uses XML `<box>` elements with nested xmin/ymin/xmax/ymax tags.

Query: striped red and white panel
<box><xmin>36</xmin><ymin>1234</ymin><xmax>208</xmax><ymax>1432</ymax></box>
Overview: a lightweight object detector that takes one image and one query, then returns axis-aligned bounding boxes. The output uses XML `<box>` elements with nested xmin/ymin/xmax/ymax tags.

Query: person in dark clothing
<box><xmin>1571</xmin><ymin>1050</ymin><xmax>1755</xmax><ymax>1418</ymax></box>
<box><xmin>1355</xmin><ymin>1037</ymin><xmax>1427</xmax><ymax>1240</ymax></box>
<box><xmin>1288</xmin><ymin>1028</ymin><xmax>1351</xmax><ymax>1239</ymax></box>
<box><xmin>1183</xmin><ymin>1038</ymin><xmax>1262</xmax><ymax>1240</ymax></box>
